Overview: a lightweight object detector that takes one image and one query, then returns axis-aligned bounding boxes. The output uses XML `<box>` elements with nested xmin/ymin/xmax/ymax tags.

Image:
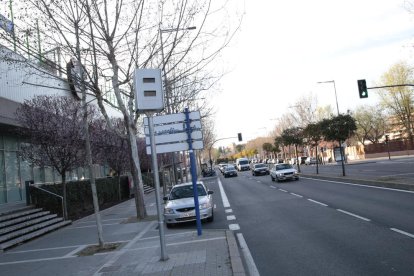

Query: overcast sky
<box><xmin>212</xmin><ymin>0</ymin><xmax>414</xmax><ymax>147</ymax></box>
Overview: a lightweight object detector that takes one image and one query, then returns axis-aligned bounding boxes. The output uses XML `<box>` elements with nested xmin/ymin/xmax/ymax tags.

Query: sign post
<box><xmin>135</xmin><ymin>68</ymin><xmax>168</xmax><ymax>261</ymax></box>
<box><xmin>184</xmin><ymin>108</ymin><xmax>202</xmax><ymax>236</ymax></box>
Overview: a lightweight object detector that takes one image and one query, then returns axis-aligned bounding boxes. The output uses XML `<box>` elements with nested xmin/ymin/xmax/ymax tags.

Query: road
<box><xmin>215</xmin><ymin>168</ymin><xmax>414</xmax><ymax>275</ymax></box>
<box><xmin>300</xmin><ymin>156</ymin><xmax>414</xmax><ymax>184</ymax></box>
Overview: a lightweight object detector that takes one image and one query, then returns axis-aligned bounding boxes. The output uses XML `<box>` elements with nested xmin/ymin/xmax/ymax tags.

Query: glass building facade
<box><xmin>0</xmin><ymin>133</ymin><xmax>110</xmax><ymax>205</ymax></box>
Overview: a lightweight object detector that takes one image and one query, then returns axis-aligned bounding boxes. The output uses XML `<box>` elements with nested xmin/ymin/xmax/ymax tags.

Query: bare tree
<box><xmin>353</xmin><ymin>105</ymin><xmax>389</xmax><ymax>145</ymax></box>
<box><xmin>378</xmin><ymin>61</ymin><xmax>414</xmax><ymax>145</ymax></box>
<box><xmin>16</xmin><ymin>95</ymin><xmax>91</xmax><ymax>220</ymax></box>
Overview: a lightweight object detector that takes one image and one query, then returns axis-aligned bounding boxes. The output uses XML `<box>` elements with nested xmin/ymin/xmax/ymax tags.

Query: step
<box><xmin>0</xmin><ymin>205</ymin><xmax>34</xmax><ymax>217</ymax></box>
<box><xmin>0</xmin><ymin>211</ymin><xmax>51</xmax><ymax>229</ymax></box>
<box><xmin>0</xmin><ymin>208</ymin><xmax>43</xmax><ymax>223</ymax></box>
<box><xmin>0</xmin><ymin>220</ymin><xmax>72</xmax><ymax>251</ymax></box>
<box><xmin>0</xmin><ymin>217</ymin><xmax>65</xmax><ymax>243</ymax></box>
<box><xmin>0</xmin><ymin>214</ymin><xmax>58</xmax><ymax>235</ymax></box>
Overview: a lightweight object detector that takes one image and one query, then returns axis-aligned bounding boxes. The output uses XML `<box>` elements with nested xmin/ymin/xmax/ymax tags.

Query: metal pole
<box><xmin>9</xmin><ymin>0</ymin><xmax>16</xmax><ymax>52</ymax></box>
<box><xmin>333</xmin><ymin>80</ymin><xmax>340</xmax><ymax>116</ymax></box>
<box><xmin>184</xmin><ymin>108</ymin><xmax>202</xmax><ymax>236</ymax></box>
<box><xmin>148</xmin><ymin>114</ymin><xmax>168</xmax><ymax>260</ymax></box>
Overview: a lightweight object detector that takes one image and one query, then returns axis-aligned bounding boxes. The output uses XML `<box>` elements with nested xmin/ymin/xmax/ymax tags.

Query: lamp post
<box><xmin>159</xmin><ymin>26</ymin><xmax>196</xmax><ymax>114</ymax></box>
<box><xmin>317</xmin><ymin>80</ymin><xmax>339</xmax><ymax>116</ymax></box>
<box><xmin>159</xmin><ymin>26</ymin><xmax>196</xmax><ymax>184</ymax></box>
<box><xmin>317</xmin><ymin>80</ymin><xmax>346</xmax><ymax>176</ymax></box>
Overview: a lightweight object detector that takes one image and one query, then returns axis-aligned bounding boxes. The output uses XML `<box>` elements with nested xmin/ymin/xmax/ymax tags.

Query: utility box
<box><xmin>135</xmin><ymin>69</ymin><xmax>164</xmax><ymax>113</ymax></box>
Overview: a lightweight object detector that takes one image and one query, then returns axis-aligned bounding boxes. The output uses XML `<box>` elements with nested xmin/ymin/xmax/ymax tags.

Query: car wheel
<box><xmin>166</xmin><ymin>223</ymin><xmax>173</xmax><ymax>229</ymax></box>
<box><xmin>276</xmin><ymin>177</ymin><xmax>280</xmax><ymax>182</ymax></box>
<box><xmin>224</xmin><ymin>175</ymin><xmax>227</xmax><ymax>178</ymax></box>
<box><xmin>270</xmin><ymin>175</ymin><xmax>274</xmax><ymax>181</ymax></box>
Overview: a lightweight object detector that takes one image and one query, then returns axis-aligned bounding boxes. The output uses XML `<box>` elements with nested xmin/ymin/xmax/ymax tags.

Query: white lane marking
<box><xmin>227</xmin><ymin>215</ymin><xmax>236</xmax><ymax>221</ymax></box>
<box><xmin>236</xmin><ymin>233</ymin><xmax>260</xmax><ymax>276</ymax></box>
<box><xmin>302</xmin><ymin>177</ymin><xmax>414</xmax><ymax>194</ymax></box>
<box><xmin>225</xmin><ymin>209</ymin><xmax>233</xmax><ymax>213</ymax></box>
<box><xmin>63</xmin><ymin>245</ymin><xmax>88</xmax><ymax>257</ymax></box>
<box><xmin>256</xmin><ymin>181</ymin><xmax>261</xmax><ymax>183</ymax></box>
<box><xmin>337</xmin><ymin>209</ymin><xmax>371</xmax><ymax>222</ymax></box>
<box><xmin>270</xmin><ymin>185</ymin><xmax>277</xmax><ymax>189</ymax></box>
<box><xmin>229</xmin><ymin>224</ymin><xmax>240</xmax><ymax>231</ymax></box>
<box><xmin>0</xmin><ymin>256</ymin><xmax>77</xmax><ymax>266</ymax></box>
<box><xmin>93</xmin><ymin>221</ymin><xmax>156</xmax><ymax>276</ymax></box>
<box><xmin>279</xmin><ymin>189</ymin><xmax>288</xmax><ymax>192</ymax></box>
<box><xmin>68</xmin><ymin>223</ymin><xmax>121</xmax><ymax>229</ymax></box>
<box><xmin>390</xmin><ymin>228</ymin><xmax>414</xmax><ymax>239</ymax></box>
<box><xmin>290</xmin><ymin>193</ymin><xmax>303</xmax><ymax>198</ymax></box>
<box><xmin>218</xmin><ymin>178</ymin><xmax>231</xmax><ymax>208</ymax></box>
<box><xmin>75</xmin><ymin>218</ymin><xmax>129</xmax><ymax>224</ymax></box>
<box><xmin>307</xmin><ymin>199</ymin><xmax>328</xmax><ymax>207</ymax></box>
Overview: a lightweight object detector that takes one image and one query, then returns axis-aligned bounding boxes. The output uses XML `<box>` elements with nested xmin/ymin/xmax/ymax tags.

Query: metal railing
<box><xmin>29</xmin><ymin>184</ymin><xmax>65</xmax><ymax>220</ymax></box>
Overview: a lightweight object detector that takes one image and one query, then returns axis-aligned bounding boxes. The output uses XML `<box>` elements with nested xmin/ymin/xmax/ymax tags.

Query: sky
<box><xmin>211</xmin><ymin>0</ymin><xmax>414</xmax><ymax>147</ymax></box>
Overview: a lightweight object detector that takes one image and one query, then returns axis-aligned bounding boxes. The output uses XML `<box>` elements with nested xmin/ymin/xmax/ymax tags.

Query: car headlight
<box><xmin>199</xmin><ymin>202</ymin><xmax>212</xmax><ymax>209</ymax></box>
<box><xmin>277</xmin><ymin>173</ymin><xmax>283</xmax><ymax>177</ymax></box>
<box><xmin>164</xmin><ymin>208</ymin><xmax>174</xmax><ymax>214</ymax></box>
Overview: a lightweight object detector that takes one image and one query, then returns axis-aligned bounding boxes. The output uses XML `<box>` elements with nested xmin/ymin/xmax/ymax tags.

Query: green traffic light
<box><xmin>357</xmin><ymin>79</ymin><xmax>368</xmax><ymax>98</ymax></box>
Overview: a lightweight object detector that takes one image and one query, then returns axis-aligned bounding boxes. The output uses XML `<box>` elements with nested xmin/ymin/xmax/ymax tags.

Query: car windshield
<box><xmin>255</xmin><ymin>164</ymin><xmax>266</xmax><ymax>168</ymax></box>
<box><xmin>276</xmin><ymin>164</ymin><xmax>293</xmax><ymax>170</ymax></box>
<box><xmin>169</xmin><ymin>184</ymin><xmax>207</xmax><ymax>200</ymax></box>
<box><xmin>239</xmin><ymin>160</ymin><xmax>248</xmax><ymax>165</ymax></box>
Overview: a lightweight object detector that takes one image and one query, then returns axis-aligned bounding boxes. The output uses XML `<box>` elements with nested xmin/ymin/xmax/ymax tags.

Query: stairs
<box><xmin>0</xmin><ymin>205</ymin><xmax>71</xmax><ymax>251</ymax></box>
<box><xmin>143</xmin><ymin>184</ymin><xmax>155</xmax><ymax>194</ymax></box>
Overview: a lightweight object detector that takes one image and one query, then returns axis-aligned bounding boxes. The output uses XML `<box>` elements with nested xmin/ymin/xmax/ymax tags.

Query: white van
<box><xmin>236</xmin><ymin>158</ymin><xmax>250</xmax><ymax>171</ymax></box>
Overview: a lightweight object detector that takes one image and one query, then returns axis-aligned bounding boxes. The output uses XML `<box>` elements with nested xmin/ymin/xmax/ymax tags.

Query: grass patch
<box><xmin>77</xmin><ymin>242</ymin><xmax>123</xmax><ymax>256</ymax></box>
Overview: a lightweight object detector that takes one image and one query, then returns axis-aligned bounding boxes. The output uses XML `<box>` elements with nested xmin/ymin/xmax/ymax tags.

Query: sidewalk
<box><xmin>0</xmin><ymin>192</ymin><xmax>246</xmax><ymax>276</ymax></box>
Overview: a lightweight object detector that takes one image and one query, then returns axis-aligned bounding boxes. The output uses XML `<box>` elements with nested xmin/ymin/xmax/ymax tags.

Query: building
<box><xmin>0</xmin><ymin>44</ymin><xmax>119</xmax><ymax>205</ymax></box>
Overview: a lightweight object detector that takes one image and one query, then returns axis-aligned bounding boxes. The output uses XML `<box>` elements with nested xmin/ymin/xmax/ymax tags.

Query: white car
<box><xmin>270</xmin><ymin>163</ymin><xmax>299</xmax><ymax>182</ymax></box>
<box><xmin>163</xmin><ymin>182</ymin><xmax>214</xmax><ymax>228</ymax></box>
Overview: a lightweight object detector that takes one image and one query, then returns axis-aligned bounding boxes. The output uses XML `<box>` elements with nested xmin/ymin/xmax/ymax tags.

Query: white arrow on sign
<box><xmin>145</xmin><ymin>131</ymin><xmax>203</xmax><ymax>145</ymax></box>
<box><xmin>143</xmin><ymin>111</ymin><xmax>201</xmax><ymax>126</ymax></box>
<box><xmin>146</xmin><ymin>140</ymin><xmax>204</xmax><ymax>154</ymax></box>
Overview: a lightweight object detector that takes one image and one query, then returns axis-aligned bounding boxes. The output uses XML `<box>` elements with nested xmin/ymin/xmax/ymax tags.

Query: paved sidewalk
<box><xmin>0</xmin><ymin>192</ymin><xmax>245</xmax><ymax>276</ymax></box>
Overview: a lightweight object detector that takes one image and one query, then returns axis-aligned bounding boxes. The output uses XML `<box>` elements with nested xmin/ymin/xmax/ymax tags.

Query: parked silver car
<box><xmin>270</xmin><ymin>163</ymin><xmax>299</xmax><ymax>182</ymax></box>
<box><xmin>163</xmin><ymin>182</ymin><xmax>214</xmax><ymax>228</ymax></box>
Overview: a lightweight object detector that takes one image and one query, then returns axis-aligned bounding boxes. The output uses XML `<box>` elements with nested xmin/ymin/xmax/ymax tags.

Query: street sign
<box><xmin>143</xmin><ymin>110</ymin><xmax>204</xmax><ymax>155</ymax></box>
<box><xmin>146</xmin><ymin>140</ymin><xmax>204</xmax><ymax>154</ymax></box>
<box><xmin>143</xmin><ymin>120</ymin><xmax>202</xmax><ymax>136</ymax></box>
<box><xmin>143</xmin><ymin>111</ymin><xmax>201</xmax><ymax>126</ymax></box>
<box><xmin>145</xmin><ymin>130</ymin><xmax>202</xmax><ymax>145</ymax></box>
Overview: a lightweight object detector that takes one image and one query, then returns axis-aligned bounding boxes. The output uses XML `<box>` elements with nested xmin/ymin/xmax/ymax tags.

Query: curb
<box><xmin>301</xmin><ymin>174</ymin><xmax>414</xmax><ymax>191</ymax></box>
<box><xmin>226</xmin><ymin>230</ymin><xmax>246</xmax><ymax>276</ymax></box>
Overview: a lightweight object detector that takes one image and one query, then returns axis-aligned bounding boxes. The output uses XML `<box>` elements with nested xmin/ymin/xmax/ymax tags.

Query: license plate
<box><xmin>183</xmin><ymin>210</ymin><xmax>195</xmax><ymax>217</ymax></box>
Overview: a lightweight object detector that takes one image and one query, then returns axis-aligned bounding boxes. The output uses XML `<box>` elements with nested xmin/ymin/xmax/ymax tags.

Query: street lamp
<box><xmin>317</xmin><ymin>80</ymin><xmax>340</xmax><ymax>116</ymax></box>
<box><xmin>159</xmin><ymin>26</ymin><xmax>196</xmax><ymax>184</ymax></box>
<box><xmin>317</xmin><ymin>80</ymin><xmax>346</xmax><ymax>176</ymax></box>
<box><xmin>159</xmin><ymin>26</ymin><xmax>196</xmax><ymax>113</ymax></box>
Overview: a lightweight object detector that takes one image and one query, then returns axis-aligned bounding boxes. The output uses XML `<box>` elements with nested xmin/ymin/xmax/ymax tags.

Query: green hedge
<box><xmin>29</xmin><ymin>176</ymin><xmax>130</xmax><ymax>220</ymax></box>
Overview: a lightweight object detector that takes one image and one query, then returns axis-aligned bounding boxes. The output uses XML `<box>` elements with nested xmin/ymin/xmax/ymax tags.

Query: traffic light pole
<box><xmin>208</xmin><ymin>135</ymin><xmax>241</xmax><ymax>170</ymax></box>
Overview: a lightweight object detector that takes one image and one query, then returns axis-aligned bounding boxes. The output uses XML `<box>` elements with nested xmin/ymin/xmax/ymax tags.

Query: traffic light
<box><xmin>357</xmin><ymin>79</ymin><xmax>368</xmax><ymax>98</ymax></box>
<box><xmin>237</xmin><ymin>133</ymin><xmax>242</xmax><ymax>142</ymax></box>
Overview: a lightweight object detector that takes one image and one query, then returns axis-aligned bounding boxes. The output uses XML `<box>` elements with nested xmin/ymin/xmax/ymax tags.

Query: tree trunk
<box><xmin>61</xmin><ymin>173</ymin><xmax>68</xmax><ymax>220</ymax></box>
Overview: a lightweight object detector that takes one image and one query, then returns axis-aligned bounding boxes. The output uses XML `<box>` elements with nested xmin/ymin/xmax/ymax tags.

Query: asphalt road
<box><xmin>218</xmin><ymin>169</ymin><xmax>414</xmax><ymax>276</ymax></box>
<box><xmin>299</xmin><ymin>156</ymin><xmax>414</xmax><ymax>184</ymax></box>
